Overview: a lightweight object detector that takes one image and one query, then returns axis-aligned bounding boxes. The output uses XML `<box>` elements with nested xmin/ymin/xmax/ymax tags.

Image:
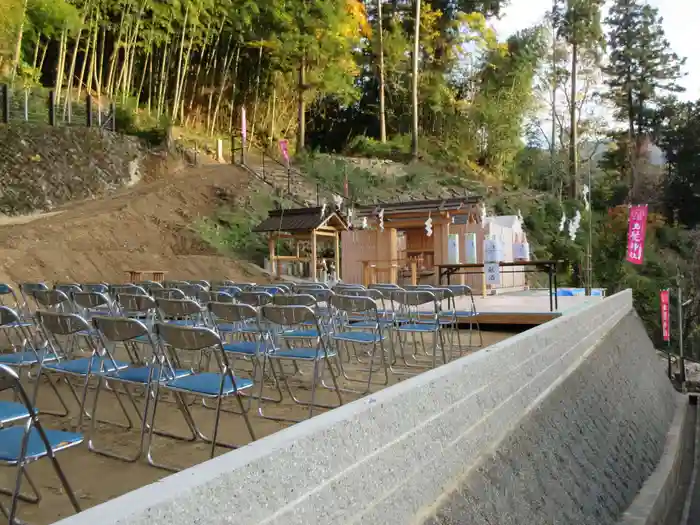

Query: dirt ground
<box><xmin>0</xmin><ymin>329</ymin><xmax>514</xmax><ymax>524</ymax></box>
<box><xmin>0</xmin><ymin>163</ymin><xmax>263</xmax><ymax>285</ymax></box>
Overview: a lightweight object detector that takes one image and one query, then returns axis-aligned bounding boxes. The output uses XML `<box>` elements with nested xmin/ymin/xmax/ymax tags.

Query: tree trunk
<box><xmin>227</xmin><ymin>45</ymin><xmax>241</xmax><ymax>133</ymax></box>
<box><xmin>297</xmin><ymin>54</ymin><xmax>306</xmax><ymax>152</ymax></box>
<box><xmin>78</xmin><ymin>18</ymin><xmax>97</xmax><ymax>99</ymax></box>
<box><xmin>106</xmin><ymin>9</ymin><xmax>128</xmax><ymax>97</ymax></box>
<box><xmin>410</xmin><ymin>0</ymin><xmax>421</xmax><ymax>158</ymax></box>
<box><xmin>250</xmin><ymin>45</ymin><xmax>264</xmax><ymax>147</ymax></box>
<box><xmin>568</xmin><ymin>40</ymin><xmax>578</xmax><ymax>199</ymax></box>
<box><xmin>210</xmin><ymin>35</ymin><xmax>234</xmax><ymax>136</ymax></box>
<box><xmin>11</xmin><ymin>0</ymin><xmax>29</xmax><ymax>82</ymax></box>
<box><xmin>172</xmin><ymin>5</ymin><xmax>190</xmax><ymax>121</ymax></box>
<box><xmin>377</xmin><ymin>0</ymin><xmax>387</xmax><ymax>143</ymax></box>
<box><xmin>549</xmin><ymin>0</ymin><xmax>557</xmax><ymax>190</ymax></box>
<box><xmin>55</xmin><ymin>28</ymin><xmax>68</xmax><ymax>105</ymax></box>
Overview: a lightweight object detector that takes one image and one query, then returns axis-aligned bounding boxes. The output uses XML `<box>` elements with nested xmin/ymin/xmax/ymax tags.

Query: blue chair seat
<box><xmin>166</xmin><ymin>319</ymin><xmax>199</xmax><ymax>327</ymax></box>
<box><xmin>0</xmin><ymin>350</ymin><xmax>57</xmax><ymax>366</ymax></box>
<box><xmin>282</xmin><ymin>329</ymin><xmax>320</xmax><ymax>338</ymax></box>
<box><xmin>44</xmin><ymin>357</ymin><xmax>129</xmax><ymax>375</ymax></box>
<box><xmin>453</xmin><ymin>311</ymin><xmax>479</xmax><ymax>318</ymax></box>
<box><xmin>0</xmin><ymin>401</ymin><xmax>35</xmax><ymax>426</ymax></box>
<box><xmin>165</xmin><ymin>373</ymin><xmax>253</xmax><ymax>396</ymax></box>
<box><xmin>270</xmin><ymin>348</ymin><xmax>335</xmax><ymax>360</ymax></box>
<box><xmin>0</xmin><ymin>322</ymin><xmax>33</xmax><ymax>329</ymax></box>
<box><xmin>350</xmin><ymin>320</ymin><xmax>394</xmax><ymax>328</ymax></box>
<box><xmin>101</xmin><ymin>366</ymin><xmax>191</xmax><ymax>384</ymax></box>
<box><xmin>398</xmin><ymin>323</ymin><xmax>439</xmax><ymax>333</ymax></box>
<box><xmin>215</xmin><ymin>323</ymin><xmax>240</xmax><ymax>333</ymax></box>
<box><xmin>0</xmin><ymin>426</ymin><xmax>83</xmax><ymax>463</ymax></box>
<box><xmin>333</xmin><ymin>332</ymin><xmax>385</xmax><ymax>343</ymax></box>
<box><xmin>222</xmin><ymin>341</ymin><xmax>267</xmax><ymax>355</ymax></box>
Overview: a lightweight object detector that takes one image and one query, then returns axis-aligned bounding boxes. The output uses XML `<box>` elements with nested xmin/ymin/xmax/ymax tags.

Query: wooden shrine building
<box><xmin>341</xmin><ymin>196</ymin><xmax>485</xmax><ymax>286</ymax></box>
<box><xmin>253</xmin><ymin>207</ymin><xmax>348</xmax><ymax>281</ymax></box>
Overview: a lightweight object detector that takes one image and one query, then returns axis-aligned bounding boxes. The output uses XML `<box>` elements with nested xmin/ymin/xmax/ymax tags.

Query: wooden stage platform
<box><xmin>422</xmin><ymin>290</ymin><xmax>603</xmax><ymax>327</ymax></box>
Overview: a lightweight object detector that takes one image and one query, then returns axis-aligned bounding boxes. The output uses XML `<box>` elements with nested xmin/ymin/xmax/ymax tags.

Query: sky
<box><xmin>491</xmin><ymin>0</ymin><xmax>700</xmax><ymax>101</ymax></box>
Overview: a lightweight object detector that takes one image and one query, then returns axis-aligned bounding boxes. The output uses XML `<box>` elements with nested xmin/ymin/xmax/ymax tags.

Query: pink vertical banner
<box><xmin>241</xmin><ymin>107</ymin><xmax>247</xmax><ymax>145</ymax></box>
<box><xmin>278</xmin><ymin>139</ymin><xmax>289</xmax><ymax>164</ymax></box>
<box><xmin>660</xmin><ymin>289</ymin><xmax>670</xmax><ymax>342</ymax></box>
<box><xmin>626</xmin><ymin>204</ymin><xmax>648</xmax><ymax>265</ymax></box>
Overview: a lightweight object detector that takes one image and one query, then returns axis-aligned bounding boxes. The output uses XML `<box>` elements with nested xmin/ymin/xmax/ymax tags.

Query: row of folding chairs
<box><xmin>0</xmin><ymin>278</ymin><xmax>482</xmax><ymax>522</ymax></box>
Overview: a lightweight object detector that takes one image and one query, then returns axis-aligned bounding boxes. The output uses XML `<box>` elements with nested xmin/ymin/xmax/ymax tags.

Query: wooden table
<box><xmin>125</xmin><ymin>270</ymin><xmax>166</xmax><ymax>283</ymax></box>
<box><xmin>436</xmin><ymin>260</ymin><xmax>563</xmax><ymax>311</ymax></box>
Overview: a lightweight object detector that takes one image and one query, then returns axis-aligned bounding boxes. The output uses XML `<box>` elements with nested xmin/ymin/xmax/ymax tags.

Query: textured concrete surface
<box><xmin>53</xmin><ymin>289</ymin><xmax>677</xmax><ymax>525</ymax></box>
<box><xmin>616</xmin><ymin>397</ymin><xmax>694</xmax><ymax>525</ymax></box>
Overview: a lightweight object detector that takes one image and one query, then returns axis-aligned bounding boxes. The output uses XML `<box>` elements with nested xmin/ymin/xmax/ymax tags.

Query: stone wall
<box><xmin>0</xmin><ymin>123</ymin><xmax>147</xmax><ymax>215</ymax></box>
<box><xmin>53</xmin><ymin>289</ymin><xmax>680</xmax><ymax>525</ymax></box>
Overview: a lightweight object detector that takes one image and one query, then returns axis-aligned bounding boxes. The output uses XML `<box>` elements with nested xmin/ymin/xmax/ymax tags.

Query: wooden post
<box><xmin>268</xmin><ymin>234</ymin><xmax>276</xmax><ymax>276</ymax></box>
<box><xmin>311</xmin><ymin>230</ymin><xmax>318</xmax><ymax>282</ymax></box>
<box><xmin>362</xmin><ymin>261</ymin><xmax>370</xmax><ymax>286</ymax></box>
<box><xmin>410</xmin><ymin>259</ymin><xmax>418</xmax><ymax>286</ymax></box>
<box><xmin>334</xmin><ymin>231</ymin><xmax>341</xmax><ymax>281</ymax></box>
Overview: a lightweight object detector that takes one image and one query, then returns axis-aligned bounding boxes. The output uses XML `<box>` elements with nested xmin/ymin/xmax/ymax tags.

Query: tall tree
<box><xmin>604</xmin><ymin>0</ymin><xmax>686</xmax><ymax>197</ymax></box>
<box><xmin>553</xmin><ymin>0</ymin><xmax>604</xmax><ymax>199</ymax></box>
<box><xmin>411</xmin><ymin>0</ymin><xmax>420</xmax><ymax>158</ymax></box>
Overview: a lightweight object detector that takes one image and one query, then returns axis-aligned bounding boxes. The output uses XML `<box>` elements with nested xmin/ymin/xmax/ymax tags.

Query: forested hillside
<box><xmin>1</xmin><ymin>0</ymin><xmax>699</xmax><ymax>352</ymax></box>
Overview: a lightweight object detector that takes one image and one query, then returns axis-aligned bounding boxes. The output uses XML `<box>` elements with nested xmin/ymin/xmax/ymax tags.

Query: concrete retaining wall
<box><xmin>54</xmin><ymin>289</ymin><xmax>679</xmax><ymax>525</ymax></box>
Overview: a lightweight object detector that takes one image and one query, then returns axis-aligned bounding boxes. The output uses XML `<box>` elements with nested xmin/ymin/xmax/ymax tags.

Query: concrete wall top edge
<box><xmin>52</xmin><ymin>289</ymin><xmax>635</xmax><ymax>525</ymax></box>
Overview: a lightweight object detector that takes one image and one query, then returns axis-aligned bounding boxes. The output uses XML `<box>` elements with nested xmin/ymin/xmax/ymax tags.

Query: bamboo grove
<box><xmin>0</xmin><ymin>0</ymin><xmax>557</xmax><ymax>169</ymax></box>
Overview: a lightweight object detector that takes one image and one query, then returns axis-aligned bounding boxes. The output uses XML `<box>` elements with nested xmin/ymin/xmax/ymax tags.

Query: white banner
<box><xmin>484</xmin><ymin>262</ymin><xmax>500</xmax><ymax>285</ymax></box>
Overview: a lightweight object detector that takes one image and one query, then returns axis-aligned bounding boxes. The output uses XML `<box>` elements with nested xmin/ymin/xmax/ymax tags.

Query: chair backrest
<box><xmin>198</xmin><ymin>290</ymin><xmax>235</xmax><ymax>304</ymax></box>
<box><xmin>151</xmin><ymin>288</ymin><xmax>186</xmax><ymax>300</ymax></box>
<box><xmin>156</xmin><ymin>298</ymin><xmax>203</xmax><ymax>319</ymax></box>
<box><xmin>403</xmin><ymin>284</ymin><xmax>434</xmax><ymax>291</ymax></box>
<box><xmin>330</xmin><ymin>294</ymin><xmax>378</xmax><ymax>315</ymax></box>
<box><xmin>252</xmin><ymin>285</ymin><xmax>288</xmax><ymax>296</ymax></box>
<box><xmin>117</xmin><ymin>293</ymin><xmax>157</xmax><ymax>314</ymax></box>
<box><xmin>139</xmin><ymin>280</ymin><xmax>164</xmax><ymax>292</ymax></box>
<box><xmin>110</xmin><ymin>284</ymin><xmax>148</xmax><ymax>296</ymax></box>
<box><xmin>72</xmin><ymin>292</ymin><xmax>113</xmax><ymax>314</ymax></box>
<box><xmin>20</xmin><ymin>282</ymin><xmax>49</xmax><ymax>295</ymax></box>
<box><xmin>260</xmin><ymin>304</ymin><xmax>318</xmax><ymax>328</ymax></box>
<box><xmin>212</xmin><ymin>286</ymin><xmax>242</xmax><ymax>297</ymax></box>
<box><xmin>32</xmin><ymin>289</ymin><xmax>72</xmax><ymax>311</ymax></box>
<box><xmin>208</xmin><ymin>302</ymin><xmax>257</xmax><ymax>324</ymax></box>
<box><xmin>92</xmin><ymin>316</ymin><xmax>151</xmax><ymax>343</ymax></box>
<box><xmin>82</xmin><ymin>283</ymin><xmax>109</xmax><ymax>294</ymax></box>
<box><xmin>191</xmin><ymin>280</ymin><xmax>210</xmax><ymax>290</ymax></box>
<box><xmin>36</xmin><ymin>310</ymin><xmax>92</xmax><ymax>336</ymax></box>
<box><xmin>0</xmin><ymin>284</ymin><xmax>22</xmax><ymax>311</ymax></box>
<box><xmin>154</xmin><ymin>323</ymin><xmax>221</xmax><ymax>351</ymax></box>
<box><xmin>272</xmin><ymin>293</ymin><xmax>316</xmax><ymax>307</ymax></box>
<box><xmin>237</xmin><ymin>291</ymin><xmax>273</xmax><ymax>307</ymax></box>
<box><xmin>175</xmin><ymin>284</ymin><xmax>207</xmax><ymax>300</ymax></box>
<box><xmin>0</xmin><ymin>306</ymin><xmax>22</xmax><ymax>327</ymax></box>
<box><xmin>55</xmin><ymin>283</ymin><xmax>82</xmax><ymax>294</ymax></box>
<box><xmin>369</xmin><ymin>283</ymin><xmax>402</xmax><ymax>291</ymax></box>
<box><xmin>162</xmin><ymin>280</ymin><xmax>190</xmax><ymax>290</ymax></box>
<box><xmin>293</xmin><ymin>283</ymin><xmax>328</xmax><ymax>292</ymax></box>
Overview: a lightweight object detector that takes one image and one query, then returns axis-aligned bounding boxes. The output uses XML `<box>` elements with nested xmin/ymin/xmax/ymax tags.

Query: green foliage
<box><xmin>195</xmin><ymin>193</ymin><xmax>277</xmax><ymax>263</ymax></box>
<box><xmin>604</xmin><ymin>0</ymin><xmax>686</xmax><ymax>135</ymax></box>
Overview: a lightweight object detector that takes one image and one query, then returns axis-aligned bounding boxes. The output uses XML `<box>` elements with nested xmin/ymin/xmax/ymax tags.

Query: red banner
<box><xmin>279</xmin><ymin>139</ymin><xmax>289</xmax><ymax>164</ymax></box>
<box><xmin>626</xmin><ymin>204</ymin><xmax>648</xmax><ymax>265</ymax></box>
<box><xmin>660</xmin><ymin>289</ymin><xmax>670</xmax><ymax>342</ymax></box>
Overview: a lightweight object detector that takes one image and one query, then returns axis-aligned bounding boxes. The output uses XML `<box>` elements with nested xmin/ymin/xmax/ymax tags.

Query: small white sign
<box><xmin>484</xmin><ymin>262</ymin><xmax>500</xmax><ymax>285</ymax></box>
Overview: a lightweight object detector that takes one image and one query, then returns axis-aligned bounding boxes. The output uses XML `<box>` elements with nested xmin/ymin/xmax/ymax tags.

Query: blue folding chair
<box><xmin>147</xmin><ymin>323</ymin><xmax>256</xmax><ymax>469</ymax></box>
<box><xmin>0</xmin><ymin>364</ymin><xmax>82</xmax><ymax>524</ymax></box>
<box><xmin>89</xmin><ymin>316</ymin><xmax>194</xmax><ymax>464</ymax></box>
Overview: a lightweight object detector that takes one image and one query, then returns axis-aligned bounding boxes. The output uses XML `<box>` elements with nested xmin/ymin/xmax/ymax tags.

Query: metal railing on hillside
<box><xmin>230</xmin><ymin>132</ymin><xmax>347</xmax><ymax>208</ymax></box>
<box><xmin>0</xmin><ymin>84</ymin><xmax>115</xmax><ymax>130</ymax></box>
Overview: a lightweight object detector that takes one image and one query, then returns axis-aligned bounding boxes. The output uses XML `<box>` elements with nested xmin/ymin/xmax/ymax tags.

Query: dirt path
<box><xmin>0</xmin><ymin>163</ymin><xmax>263</xmax><ymax>284</ymax></box>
